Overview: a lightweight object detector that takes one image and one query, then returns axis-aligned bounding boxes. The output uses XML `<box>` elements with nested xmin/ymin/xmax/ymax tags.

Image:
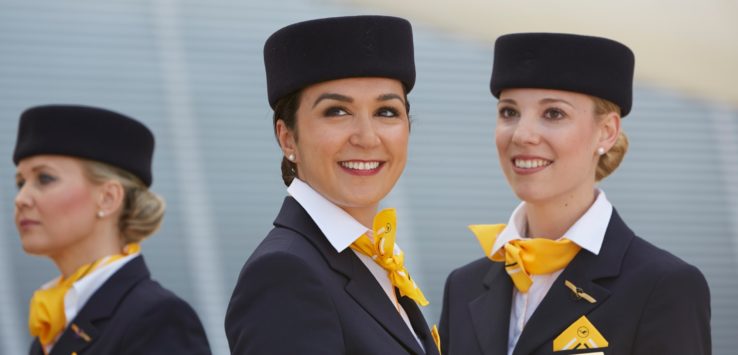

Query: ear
<box><xmin>598</xmin><ymin>112</ymin><xmax>621</xmax><ymax>151</ymax></box>
<box><xmin>96</xmin><ymin>180</ymin><xmax>125</xmax><ymax>217</ymax></box>
<box><xmin>276</xmin><ymin>119</ymin><xmax>298</xmax><ymax>162</ymax></box>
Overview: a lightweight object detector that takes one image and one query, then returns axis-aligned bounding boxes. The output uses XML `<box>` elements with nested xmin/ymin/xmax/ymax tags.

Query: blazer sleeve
<box><xmin>119</xmin><ymin>295</ymin><xmax>212</xmax><ymax>355</ymax></box>
<box><xmin>225</xmin><ymin>251</ymin><xmax>344</xmax><ymax>355</ymax></box>
<box><xmin>633</xmin><ymin>262</ymin><xmax>711</xmax><ymax>355</ymax></box>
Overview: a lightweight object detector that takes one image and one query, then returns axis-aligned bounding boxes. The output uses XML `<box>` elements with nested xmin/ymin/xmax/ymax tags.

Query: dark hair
<box><xmin>272</xmin><ymin>87</ymin><xmax>411</xmax><ymax>187</ymax></box>
<box><xmin>273</xmin><ymin>91</ymin><xmax>303</xmax><ymax>186</ymax></box>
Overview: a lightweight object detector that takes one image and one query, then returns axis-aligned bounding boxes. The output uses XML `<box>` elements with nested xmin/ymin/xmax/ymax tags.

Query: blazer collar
<box><xmin>47</xmin><ymin>255</ymin><xmax>150</xmax><ymax>355</ymax></box>
<box><xmin>512</xmin><ymin>208</ymin><xmax>634</xmax><ymax>355</ymax></box>
<box><xmin>274</xmin><ymin>197</ymin><xmax>427</xmax><ymax>355</ymax></box>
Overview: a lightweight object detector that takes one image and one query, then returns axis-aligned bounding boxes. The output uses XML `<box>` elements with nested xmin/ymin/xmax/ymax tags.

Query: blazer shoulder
<box><xmin>626</xmin><ymin>234</ymin><xmax>705</xmax><ymax>277</ymax></box>
<box><xmin>449</xmin><ymin>257</ymin><xmax>492</xmax><ymax>280</ymax></box>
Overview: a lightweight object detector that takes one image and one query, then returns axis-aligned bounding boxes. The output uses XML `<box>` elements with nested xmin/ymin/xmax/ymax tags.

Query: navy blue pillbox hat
<box><xmin>264</xmin><ymin>15</ymin><xmax>416</xmax><ymax>108</ymax></box>
<box><xmin>13</xmin><ymin>104</ymin><xmax>155</xmax><ymax>186</ymax></box>
<box><xmin>490</xmin><ymin>33</ymin><xmax>635</xmax><ymax>116</ymax></box>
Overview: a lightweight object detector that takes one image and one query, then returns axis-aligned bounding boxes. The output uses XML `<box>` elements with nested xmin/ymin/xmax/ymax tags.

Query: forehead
<box><xmin>499</xmin><ymin>88</ymin><xmax>593</xmax><ymax>107</ymax></box>
<box><xmin>16</xmin><ymin>155</ymin><xmax>84</xmax><ymax>174</ymax></box>
<box><xmin>301</xmin><ymin>77</ymin><xmax>405</xmax><ymax>100</ymax></box>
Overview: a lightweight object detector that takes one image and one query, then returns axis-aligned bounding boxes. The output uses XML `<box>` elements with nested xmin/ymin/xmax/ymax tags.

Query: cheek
<box><xmin>388</xmin><ymin>126</ymin><xmax>409</xmax><ymax>160</ymax></box>
<box><xmin>40</xmin><ymin>186</ymin><xmax>96</xmax><ymax>223</ymax></box>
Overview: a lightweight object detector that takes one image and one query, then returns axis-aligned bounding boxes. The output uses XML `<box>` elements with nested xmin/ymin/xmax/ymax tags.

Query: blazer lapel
<box><xmin>398</xmin><ymin>292</ymin><xmax>440</xmax><ymax>355</ymax></box>
<box><xmin>274</xmin><ymin>197</ymin><xmax>426</xmax><ymax>355</ymax></box>
<box><xmin>49</xmin><ymin>256</ymin><xmax>150</xmax><ymax>355</ymax></box>
<box><xmin>468</xmin><ymin>263</ymin><xmax>513</xmax><ymax>355</ymax></box>
<box><xmin>512</xmin><ymin>209</ymin><xmax>634</xmax><ymax>355</ymax></box>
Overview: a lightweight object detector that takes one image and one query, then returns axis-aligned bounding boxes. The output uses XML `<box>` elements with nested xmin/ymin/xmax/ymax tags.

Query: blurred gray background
<box><xmin>1</xmin><ymin>1</ymin><xmax>736</xmax><ymax>354</ymax></box>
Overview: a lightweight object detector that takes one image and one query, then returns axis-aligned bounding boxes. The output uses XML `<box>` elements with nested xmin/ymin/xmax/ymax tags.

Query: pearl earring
<box><xmin>97</xmin><ymin>210</ymin><xmax>105</xmax><ymax>218</ymax></box>
<box><xmin>288</xmin><ymin>154</ymin><xmax>295</xmax><ymax>162</ymax></box>
<box><xmin>597</xmin><ymin>147</ymin><xmax>606</xmax><ymax>156</ymax></box>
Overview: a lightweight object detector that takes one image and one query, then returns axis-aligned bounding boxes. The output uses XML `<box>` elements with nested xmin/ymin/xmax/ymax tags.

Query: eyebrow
<box><xmin>497</xmin><ymin>97</ymin><xmax>575</xmax><ymax>108</ymax></box>
<box><xmin>15</xmin><ymin>164</ymin><xmax>53</xmax><ymax>180</ymax></box>
<box><xmin>312</xmin><ymin>93</ymin><xmax>353</xmax><ymax>108</ymax></box>
<box><xmin>312</xmin><ymin>92</ymin><xmax>407</xmax><ymax>108</ymax></box>
<box><xmin>540</xmin><ymin>98</ymin><xmax>574</xmax><ymax>108</ymax></box>
<box><xmin>377</xmin><ymin>93</ymin><xmax>406</xmax><ymax>106</ymax></box>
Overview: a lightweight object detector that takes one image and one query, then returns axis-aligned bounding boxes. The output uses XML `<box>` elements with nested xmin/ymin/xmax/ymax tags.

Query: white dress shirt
<box><xmin>288</xmin><ymin>178</ymin><xmax>424</xmax><ymax>350</ymax></box>
<box><xmin>38</xmin><ymin>251</ymin><xmax>140</xmax><ymax>353</ymax></box>
<box><xmin>489</xmin><ymin>190</ymin><xmax>612</xmax><ymax>355</ymax></box>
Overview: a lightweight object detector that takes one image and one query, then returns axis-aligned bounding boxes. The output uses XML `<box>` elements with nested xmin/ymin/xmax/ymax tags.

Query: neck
<box><xmin>342</xmin><ymin>204</ymin><xmax>379</xmax><ymax>229</ymax></box>
<box><xmin>525</xmin><ymin>188</ymin><xmax>598</xmax><ymax>240</ymax></box>
<box><xmin>51</xmin><ymin>226</ymin><xmax>125</xmax><ymax>279</ymax></box>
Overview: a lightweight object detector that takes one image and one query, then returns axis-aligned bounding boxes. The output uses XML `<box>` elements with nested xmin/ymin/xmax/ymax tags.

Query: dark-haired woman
<box><xmin>439</xmin><ymin>33</ymin><xmax>710</xmax><ymax>355</ymax></box>
<box><xmin>225</xmin><ymin>15</ymin><xmax>439</xmax><ymax>355</ymax></box>
<box><xmin>14</xmin><ymin>104</ymin><xmax>211</xmax><ymax>355</ymax></box>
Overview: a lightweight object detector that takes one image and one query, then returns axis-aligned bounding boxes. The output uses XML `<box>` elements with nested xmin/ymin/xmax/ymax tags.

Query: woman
<box><xmin>225</xmin><ymin>15</ymin><xmax>440</xmax><ymax>355</ymax></box>
<box><xmin>14</xmin><ymin>104</ymin><xmax>212</xmax><ymax>355</ymax></box>
<box><xmin>439</xmin><ymin>33</ymin><xmax>710</xmax><ymax>355</ymax></box>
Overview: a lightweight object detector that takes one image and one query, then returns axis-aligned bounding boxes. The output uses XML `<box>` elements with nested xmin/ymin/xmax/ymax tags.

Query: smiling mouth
<box><xmin>340</xmin><ymin>161</ymin><xmax>382</xmax><ymax>171</ymax></box>
<box><xmin>513</xmin><ymin>158</ymin><xmax>552</xmax><ymax>169</ymax></box>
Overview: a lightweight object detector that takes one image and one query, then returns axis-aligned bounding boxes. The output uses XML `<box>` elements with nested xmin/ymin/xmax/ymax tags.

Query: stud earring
<box><xmin>97</xmin><ymin>210</ymin><xmax>105</xmax><ymax>218</ymax></box>
<box><xmin>597</xmin><ymin>147</ymin><xmax>606</xmax><ymax>156</ymax></box>
<box><xmin>288</xmin><ymin>154</ymin><xmax>295</xmax><ymax>162</ymax></box>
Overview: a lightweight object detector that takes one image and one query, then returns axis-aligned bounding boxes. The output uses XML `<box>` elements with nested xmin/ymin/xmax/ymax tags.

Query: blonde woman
<box><xmin>14</xmin><ymin>105</ymin><xmax>211</xmax><ymax>355</ymax></box>
<box><xmin>439</xmin><ymin>33</ymin><xmax>710</xmax><ymax>355</ymax></box>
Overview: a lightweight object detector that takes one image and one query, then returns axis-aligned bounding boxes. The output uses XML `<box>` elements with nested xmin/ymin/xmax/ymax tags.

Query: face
<box><xmin>495</xmin><ymin>88</ymin><xmax>614</xmax><ymax>204</ymax></box>
<box><xmin>281</xmin><ymin>77</ymin><xmax>409</xmax><ymax>218</ymax></box>
<box><xmin>14</xmin><ymin>155</ymin><xmax>102</xmax><ymax>257</ymax></box>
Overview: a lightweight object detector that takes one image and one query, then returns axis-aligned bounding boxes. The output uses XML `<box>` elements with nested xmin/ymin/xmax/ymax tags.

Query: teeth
<box><xmin>341</xmin><ymin>161</ymin><xmax>380</xmax><ymax>170</ymax></box>
<box><xmin>514</xmin><ymin>159</ymin><xmax>551</xmax><ymax>169</ymax></box>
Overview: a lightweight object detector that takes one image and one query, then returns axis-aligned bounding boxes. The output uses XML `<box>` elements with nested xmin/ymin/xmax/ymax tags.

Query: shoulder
<box><xmin>446</xmin><ymin>257</ymin><xmax>493</xmax><ymax>285</ymax></box>
<box><xmin>443</xmin><ymin>257</ymin><xmax>495</xmax><ymax>302</ymax></box>
<box><xmin>119</xmin><ymin>277</ymin><xmax>204</xmax><ymax>327</ymax></box>
<box><xmin>625</xmin><ymin>235</ymin><xmax>707</xmax><ymax>286</ymax></box>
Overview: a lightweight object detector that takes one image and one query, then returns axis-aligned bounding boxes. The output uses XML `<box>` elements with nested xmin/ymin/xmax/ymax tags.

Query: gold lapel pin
<box><xmin>71</xmin><ymin>323</ymin><xmax>92</xmax><ymax>343</ymax></box>
<box><xmin>564</xmin><ymin>280</ymin><xmax>597</xmax><ymax>304</ymax></box>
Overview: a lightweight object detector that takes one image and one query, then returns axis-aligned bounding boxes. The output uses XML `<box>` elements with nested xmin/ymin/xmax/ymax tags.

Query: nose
<box><xmin>14</xmin><ymin>184</ymin><xmax>33</xmax><ymax>211</ymax></box>
<box><xmin>349</xmin><ymin>112</ymin><xmax>381</xmax><ymax>148</ymax></box>
<box><xmin>510</xmin><ymin>115</ymin><xmax>541</xmax><ymax>146</ymax></box>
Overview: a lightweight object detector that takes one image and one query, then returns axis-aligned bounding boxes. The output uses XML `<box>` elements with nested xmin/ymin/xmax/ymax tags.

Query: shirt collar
<box><xmin>287</xmin><ymin>178</ymin><xmax>370</xmax><ymax>253</ymax></box>
<box><xmin>493</xmin><ymin>189</ymin><xmax>613</xmax><ymax>255</ymax></box>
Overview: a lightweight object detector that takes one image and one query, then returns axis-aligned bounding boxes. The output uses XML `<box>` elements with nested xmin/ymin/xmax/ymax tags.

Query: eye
<box><xmin>323</xmin><ymin>106</ymin><xmax>349</xmax><ymax>117</ymax></box>
<box><xmin>498</xmin><ymin>107</ymin><xmax>519</xmax><ymax>119</ymax></box>
<box><xmin>543</xmin><ymin>107</ymin><xmax>567</xmax><ymax>120</ymax></box>
<box><xmin>38</xmin><ymin>173</ymin><xmax>57</xmax><ymax>185</ymax></box>
<box><xmin>15</xmin><ymin>179</ymin><xmax>25</xmax><ymax>190</ymax></box>
<box><xmin>376</xmin><ymin>107</ymin><xmax>400</xmax><ymax>118</ymax></box>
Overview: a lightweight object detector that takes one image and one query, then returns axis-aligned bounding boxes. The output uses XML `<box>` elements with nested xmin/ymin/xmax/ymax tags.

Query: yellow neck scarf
<box><xmin>28</xmin><ymin>243</ymin><xmax>140</xmax><ymax>346</ymax></box>
<box><xmin>470</xmin><ymin>224</ymin><xmax>580</xmax><ymax>293</ymax></box>
<box><xmin>351</xmin><ymin>208</ymin><xmax>429</xmax><ymax>306</ymax></box>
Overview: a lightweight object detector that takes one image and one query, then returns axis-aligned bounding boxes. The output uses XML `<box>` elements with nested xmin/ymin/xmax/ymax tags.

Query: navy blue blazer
<box><xmin>225</xmin><ymin>196</ymin><xmax>439</xmax><ymax>355</ymax></box>
<box><xmin>439</xmin><ymin>209</ymin><xmax>711</xmax><ymax>355</ymax></box>
<box><xmin>30</xmin><ymin>255</ymin><xmax>211</xmax><ymax>355</ymax></box>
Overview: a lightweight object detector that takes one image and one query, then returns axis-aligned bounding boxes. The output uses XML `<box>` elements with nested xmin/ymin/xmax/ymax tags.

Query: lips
<box><xmin>17</xmin><ymin>218</ymin><xmax>40</xmax><ymax>229</ymax></box>
<box><xmin>511</xmin><ymin>155</ymin><xmax>553</xmax><ymax>174</ymax></box>
<box><xmin>339</xmin><ymin>160</ymin><xmax>384</xmax><ymax>176</ymax></box>
<box><xmin>513</xmin><ymin>158</ymin><xmax>552</xmax><ymax>169</ymax></box>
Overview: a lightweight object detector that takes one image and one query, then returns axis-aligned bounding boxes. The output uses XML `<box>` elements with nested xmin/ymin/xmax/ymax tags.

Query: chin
<box><xmin>511</xmin><ymin>184</ymin><xmax>555</xmax><ymax>204</ymax></box>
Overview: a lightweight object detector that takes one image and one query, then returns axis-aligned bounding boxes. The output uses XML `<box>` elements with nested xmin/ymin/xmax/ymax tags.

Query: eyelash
<box><xmin>16</xmin><ymin>173</ymin><xmax>56</xmax><ymax>190</ymax></box>
<box><xmin>322</xmin><ymin>106</ymin><xmax>402</xmax><ymax>118</ymax></box>
<box><xmin>543</xmin><ymin>107</ymin><xmax>567</xmax><ymax>120</ymax></box>
<box><xmin>498</xmin><ymin>107</ymin><xmax>519</xmax><ymax>119</ymax></box>
<box><xmin>377</xmin><ymin>106</ymin><xmax>400</xmax><ymax>118</ymax></box>
<box><xmin>323</xmin><ymin>106</ymin><xmax>349</xmax><ymax>117</ymax></box>
<box><xmin>497</xmin><ymin>107</ymin><xmax>567</xmax><ymax>120</ymax></box>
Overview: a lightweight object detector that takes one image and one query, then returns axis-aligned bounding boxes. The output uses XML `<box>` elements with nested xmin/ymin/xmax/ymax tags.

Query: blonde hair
<box><xmin>593</xmin><ymin>96</ymin><xmax>629</xmax><ymax>181</ymax></box>
<box><xmin>82</xmin><ymin>160</ymin><xmax>165</xmax><ymax>244</ymax></box>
